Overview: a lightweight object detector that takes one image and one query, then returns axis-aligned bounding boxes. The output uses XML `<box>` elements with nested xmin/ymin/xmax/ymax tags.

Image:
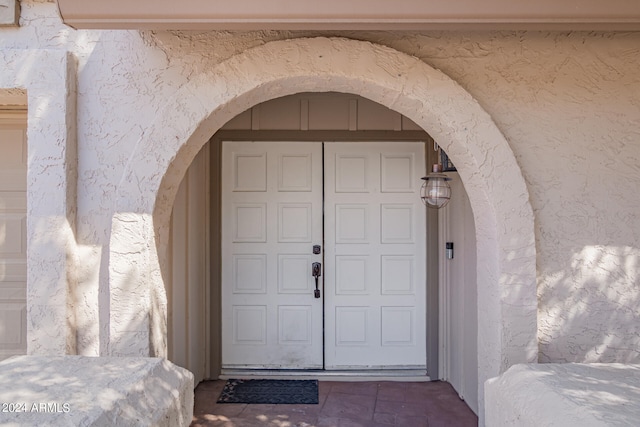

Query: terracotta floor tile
<box><xmin>376</xmin><ymin>382</ymin><xmax>411</xmax><ymax>402</ymax></box>
<box><xmin>243</xmin><ymin>412</ymin><xmax>315</xmax><ymax>426</ymax></box>
<box><xmin>191</xmin><ymin>380</ymin><xmax>478</xmax><ymax>427</ymax></box>
<box><xmin>372</xmin><ymin>412</ymin><xmax>396</xmax><ymax>425</ymax></box>
<box><xmin>319</xmin><ymin>381</ymin><xmax>342</xmax><ymax>391</ymax></box>
<box><xmin>396</xmin><ymin>415</ymin><xmax>430</xmax><ymax>427</ymax></box>
<box><xmin>318</xmin><ymin>417</ymin><xmax>389</xmax><ymax>427</ymax></box>
<box><xmin>320</xmin><ymin>392</ymin><xmax>377</xmax><ymax>421</ymax></box>
<box><xmin>191</xmin><ymin>413</ymin><xmax>238</xmax><ymax>427</ymax></box>
<box><xmin>317</xmin><ymin>416</ymin><xmax>343</xmax><ymax>426</ymax></box>
<box><xmin>203</xmin><ymin>403</ymin><xmax>247</xmax><ymax>417</ymax></box>
<box><xmin>240</xmin><ymin>405</ymin><xmax>324</xmax><ymax>425</ymax></box>
<box><xmin>318</xmin><ymin>385</ymin><xmax>332</xmax><ymax>397</ymax></box>
<box><xmin>426</xmin><ymin>405</ymin><xmax>478</xmax><ymax>427</ymax></box>
<box><xmin>378</xmin><ymin>398</ymin><xmax>435</xmax><ymax>417</ymax></box>
<box><xmin>329</xmin><ymin>381</ymin><xmax>379</xmax><ymax>397</ymax></box>
<box><xmin>268</xmin><ymin>403</ymin><xmax>325</xmax><ymax>416</ymax></box>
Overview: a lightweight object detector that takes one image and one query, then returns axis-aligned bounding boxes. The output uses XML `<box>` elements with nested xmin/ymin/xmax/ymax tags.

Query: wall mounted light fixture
<box><xmin>420</xmin><ymin>164</ymin><xmax>452</xmax><ymax>209</ymax></box>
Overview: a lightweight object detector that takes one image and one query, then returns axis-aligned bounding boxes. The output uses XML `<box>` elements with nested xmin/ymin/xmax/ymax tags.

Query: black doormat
<box><xmin>217</xmin><ymin>379</ymin><xmax>319</xmax><ymax>404</ymax></box>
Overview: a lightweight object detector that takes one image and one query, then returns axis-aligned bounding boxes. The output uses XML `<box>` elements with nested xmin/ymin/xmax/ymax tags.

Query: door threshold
<box><xmin>219</xmin><ymin>369</ymin><xmax>430</xmax><ymax>382</ymax></box>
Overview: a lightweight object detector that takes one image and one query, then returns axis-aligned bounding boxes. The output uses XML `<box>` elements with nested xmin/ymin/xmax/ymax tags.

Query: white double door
<box><xmin>221</xmin><ymin>141</ymin><xmax>426</xmax><ymax>370</ymax></box>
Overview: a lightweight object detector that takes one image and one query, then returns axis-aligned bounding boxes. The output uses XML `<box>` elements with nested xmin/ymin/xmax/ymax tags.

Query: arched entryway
<box><xmin>108</xmin><ymin>37</ymin><xmax>537</xmax><ymax>415</ymax></box>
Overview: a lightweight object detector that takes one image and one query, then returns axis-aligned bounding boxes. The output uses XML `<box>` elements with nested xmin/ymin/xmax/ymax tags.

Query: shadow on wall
<box><xmin>538</xmin><ymin>245</ymin><xmax>640</xmax><ymax>363</ymax></box>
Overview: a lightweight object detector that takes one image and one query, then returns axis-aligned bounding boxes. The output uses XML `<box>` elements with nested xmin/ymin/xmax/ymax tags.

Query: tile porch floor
<box><xmin>191</xmin><ymin>379</ymin><xmax>478</xmax><ymax>427</ymax></box>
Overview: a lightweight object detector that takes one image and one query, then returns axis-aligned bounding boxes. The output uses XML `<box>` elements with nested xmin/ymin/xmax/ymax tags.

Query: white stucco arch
<box><xmin>108</xmin><ymin>37</ymin><xmax>537</xmax><ymax>408</ymax></box>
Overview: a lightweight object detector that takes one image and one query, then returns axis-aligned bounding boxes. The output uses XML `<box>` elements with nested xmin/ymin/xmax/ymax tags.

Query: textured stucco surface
<box><xmin>141</xmin><ymin>30</ymin><xmax>640</xmax><ymax>366</ymax></box>
<box><xmin>0</xmin><ymin>356</ymin><xmax>194</xmax><ymax>426</ymax></box>
<box><xmin>108</xmin><ymin>37</ymin><xmax>536</xmax><ymax>421</ymax></box>
<box><xmin>485</xmin><ymin>363</ymin><xmax>640</xmax><ymax>426</ymax></box>
<box><xmin>0</xmin><ymin>47</ymin><xmax>77</xmax><ymax>357</ymax></box>
<box><xmin>1</xmin><ymin>0</ymin><xmax>640</xmax><ymax>421</ymax></box>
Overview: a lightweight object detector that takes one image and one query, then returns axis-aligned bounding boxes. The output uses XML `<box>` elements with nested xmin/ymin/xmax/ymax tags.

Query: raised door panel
<box><xmin>334</xmin><ymin>154</ymin><xmax>369</xmax><ymax>193</ymax></box>
<box><xmin>232</xmin><ymin>203</ymin><xmax>267</xmax><ymax>242</ymax></box>
<box><xmin>232</xmin><ymin>254</ymin><xmax>267</xmax><ymax>294</ymax></box>
<box><xmin>381</xmin><ymin>307</ymin><xmax>416</xmax><ymax>346</ymax></box>
<box><xmin>335</xmin><ymin>307</ymin><xmax>369</xmax><ymax>346</ymax></box>
<box><xmin>278</xmin><ymin>154</ymin><xmax>312</xmax><ymax>192</ymax></box>
<box><xmin>335</xmin><ymin>256</ymin><xmax>369</xmax><ymax>295</ymax></box>
<box><xmin>381</xmin><ymin>204</ymin><xmax>414</xmax><ymax>244</ymax></box>
<box><xmin>0</xmin><ymin>213</ymin><xmax>26</xmax><ymax>256</ymax></box>
<box><xmin>278</xmin><ymin>255</ymin><xmax>313</xmax><ymax>294</ymax></box>
<box><xmin>232</xmin><ymin>152</ymin><xmax>267</xmax><ymax>192</ymax></box>
<box><xmin>380</xmin><ymin>153</ymin><xmax>415</xmax><ymax>193</ymax></box>
<box><xmin>278</xmin><ymin>306</ymin><xmax>313</xmax><ymax>345</ymax></box>
<box><xmin>278</xmin><ymin>203</ymin><xmax>312</xmax><ymax>242</ymax></box>
<box><xmin>335</xmin><ymin>205</ymin><xmax>369</xmax><ymax>244</ymax></box>
<box><xmin>0</xmin><ymin>304</ymin><xmax>26</xmax><ymax>347</ymax></box>
<box><xmin>232</xmin><ymin>305</ymin><xmax>267</xmax><ymax>345</ymax></box>
<box><xmin>381</xmin><ymin>256</ymin><xmax>415</xmax><ymax>295</ymax></box>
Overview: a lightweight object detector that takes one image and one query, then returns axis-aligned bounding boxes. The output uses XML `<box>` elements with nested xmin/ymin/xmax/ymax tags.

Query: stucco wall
<box><xmin>2</xmin><ymin>1</ymin><xmax>639</xmax><ymax>364</ymax></box>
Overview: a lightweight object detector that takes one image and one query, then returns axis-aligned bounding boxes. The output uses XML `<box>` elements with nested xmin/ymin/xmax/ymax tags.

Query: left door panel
<box><xmin>221</xmin><ymin>141</ymin><xmax>323</xmax><ymax>369</ymax></box>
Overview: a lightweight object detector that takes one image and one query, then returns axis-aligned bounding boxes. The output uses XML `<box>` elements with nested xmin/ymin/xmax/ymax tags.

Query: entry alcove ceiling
<box><xmin>56</xmin><ymin>0</ymin><xmax>640</xmax><ymax>30</ymax></box>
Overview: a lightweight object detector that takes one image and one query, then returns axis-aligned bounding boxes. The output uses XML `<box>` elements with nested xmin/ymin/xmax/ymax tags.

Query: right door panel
<box><xmin>324</xmin><ymin>142</ymin><xmax>427</xmax><ymax>369</ymax></box>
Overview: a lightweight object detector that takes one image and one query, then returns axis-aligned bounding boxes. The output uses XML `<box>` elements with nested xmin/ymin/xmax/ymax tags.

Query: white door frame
<box><xmin>218</xmin><ymin>139</ymin><xmax>428</xmax><ymax>372</ymax></box>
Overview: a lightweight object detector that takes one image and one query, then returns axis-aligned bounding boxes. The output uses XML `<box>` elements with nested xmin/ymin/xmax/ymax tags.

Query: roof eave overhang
<box><xmin>56</xmin><ymin>0</ymin><xmax>640</xmax><ymax>31</ymax></box>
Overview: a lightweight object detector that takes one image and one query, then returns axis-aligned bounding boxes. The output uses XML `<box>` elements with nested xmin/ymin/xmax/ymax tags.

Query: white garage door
<box><xmin>0</xmin><ymin>112</ymin><xmax>27</xmax><ymax>361</ymax></box>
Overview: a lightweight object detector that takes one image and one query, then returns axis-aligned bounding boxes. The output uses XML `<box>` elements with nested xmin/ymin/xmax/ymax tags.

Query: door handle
<box><xmin>312</xmin><ymin>262</ymin><xmax>321</xmax><ymax>298</ymax></box>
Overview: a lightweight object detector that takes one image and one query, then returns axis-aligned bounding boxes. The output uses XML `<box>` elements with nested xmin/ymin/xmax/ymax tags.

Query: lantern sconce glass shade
<box><xmin>420</xmin><ymin>164</ymin><xmax>452</xmax><ymax>209</ymax></box>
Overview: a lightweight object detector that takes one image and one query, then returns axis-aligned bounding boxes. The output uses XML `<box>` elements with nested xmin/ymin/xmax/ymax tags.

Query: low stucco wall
<box><xmin>0</xmin><ymin>356</ymin><xmax>194</xmax><ymax>426</ymax></box>
<box><xmin>485</xmin><ymin>363</ymin><xmax>640</xmax><ymax>426</ymax></box>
